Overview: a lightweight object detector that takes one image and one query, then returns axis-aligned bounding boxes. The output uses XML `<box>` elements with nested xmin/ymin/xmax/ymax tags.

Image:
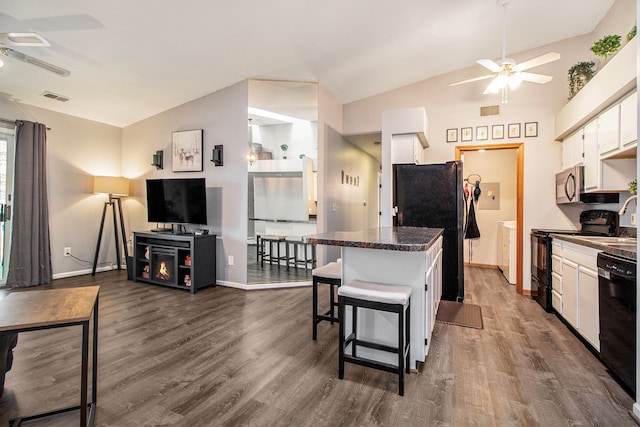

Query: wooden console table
<box><xmin>0</xmin><ymin>286</ymin><xmax>100</xmax><ymax>427</ymax></box>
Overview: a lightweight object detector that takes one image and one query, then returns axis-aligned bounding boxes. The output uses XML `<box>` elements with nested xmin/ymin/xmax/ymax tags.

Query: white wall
<box><xmin>462</xmin><ymin>149</ymin><xmax>517</xmax><ymax>266</ymax></box>
<box><xmin>122</xmin><ymin>81</ymin><xmax>249</xmax><ymax>285</ymax></box>
<box><xmin>0</xmin><ymin>99</ymin><xmax>123</xmax><ymax>277</ymax></box>
<box><xmin>342</xmin><ymin>0</ymin><xmax>636</xmax><ymax>292</ymax></box>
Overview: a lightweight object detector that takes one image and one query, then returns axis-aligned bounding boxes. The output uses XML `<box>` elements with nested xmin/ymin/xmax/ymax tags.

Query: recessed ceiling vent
<box><xmin>480</xmin><ymin>105</ymin><xmax>500</xmax><ymax>117</ymax></box>
<box><xmin>41</xmin><ymin>91</ymin><xmax>70</xmax><ymax>102</ymax></box>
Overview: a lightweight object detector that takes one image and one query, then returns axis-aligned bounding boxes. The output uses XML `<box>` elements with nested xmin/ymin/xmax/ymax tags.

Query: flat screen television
<box><xmin>146</xmin><ymin>178</ymin><xmax>207</xmax><ymax>225</ymax></box>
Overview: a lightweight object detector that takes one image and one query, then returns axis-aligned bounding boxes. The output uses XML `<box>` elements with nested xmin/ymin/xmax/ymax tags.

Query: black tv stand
<box><xmin>133</xmin><ymin>231</ymin><xmax>217</xmax><ymax>293</ymax></box>
<box><xmin>150</xmin><ymin>228</ymin><xmax>173</xmax><ymax>233</ymax></box>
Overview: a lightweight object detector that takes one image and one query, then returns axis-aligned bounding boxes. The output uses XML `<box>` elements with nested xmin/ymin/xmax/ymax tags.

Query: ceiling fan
<box><xmin>0</xmin><ymin>32</ymin><xmax>70</xmax><ymax>77</ymax></box>
<box><xmin>450</xmin><ymin>0</ymin><xmax>559</xmax><ymax>101</ymax></box>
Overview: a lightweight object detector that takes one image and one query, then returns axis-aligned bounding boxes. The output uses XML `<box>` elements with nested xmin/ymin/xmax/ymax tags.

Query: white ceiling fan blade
<box><xmin>518</xmin><ymin>72</ymin><xmax>553</xmax><ymax>84</ymax></box>
<box><xmin>449</xmin><ymin>74</ymin><xmax>494</xmax><ymax>87</ymax></box>
<box><xmin>1</xmin><ymin>47</ymin><xmax>70</xmax><ymax>77</ymax></box>
<box><xmin>0</xmin><ymin>32</ymin><xmax>49</xmax><ymax>47</ymax></box>
<box><xmin>476</xmin><ymin>59</ymin><xmax>502</xmax><ymax>73</ymax></box>
<box><xmin>513</xmin><ymin>52</ymin><xmax>560</xmax><ymax>72</ymax></box>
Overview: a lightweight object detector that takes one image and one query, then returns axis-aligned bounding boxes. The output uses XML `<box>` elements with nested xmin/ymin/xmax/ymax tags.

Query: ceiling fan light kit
<box><xmin>450</xmin><ymin>0</ymin><xmax>560</xmax><ymax>102</ymax></box>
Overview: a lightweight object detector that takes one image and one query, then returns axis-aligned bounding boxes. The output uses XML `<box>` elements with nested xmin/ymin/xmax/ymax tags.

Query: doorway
<box><xmin>456</xmin><ymin>143</ymin><xmax>524</xmax><ymax>293</ymax></box>
<box><xmin>246</xmin><ymin>79</ymin><xmax>319</xmax><ymax>284</ymax></box>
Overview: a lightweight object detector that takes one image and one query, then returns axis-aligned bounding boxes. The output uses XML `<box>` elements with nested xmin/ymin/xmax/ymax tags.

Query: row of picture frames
<box><xmin>446</xmin><ymin>122</ymin><xmax>538</xmax><ymax>143</ymax></box>
<box><xmin>341</xmin><ymin>170</ymin><xmax>360</xmax><ymax>187</ymax></box>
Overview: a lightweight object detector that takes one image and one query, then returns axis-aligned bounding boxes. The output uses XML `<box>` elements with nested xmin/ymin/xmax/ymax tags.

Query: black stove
<box><xmin>531</xmin><ymin>210</ymin><xmax>619</xmax><ymax>312</ymax></box>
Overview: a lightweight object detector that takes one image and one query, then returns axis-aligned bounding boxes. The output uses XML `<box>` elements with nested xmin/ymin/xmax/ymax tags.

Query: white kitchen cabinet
<box><xmin>583</xmin><ymin>120</ymin><xmax>599</xmax><ymax>192</ymax></box>
<box><xmin>620</xmin><ymin>91</ymin><xmax>637</xmax><ymax>147</ymax></box>
<box><xmin>561</xmin><ymin>257</ymin><xmax>579</xmax><ymax>328</ymax></box>
<box><xmin>551</xmin><ymin>241</ymin><xmax>563</xmax><ymax>313</ymax></box>
<box><xmin>597</xmin><ymin>104</ymin><xmax>620</xmax><ymax>156</ymax></box>
<box><xmin>577</xmin><ymin>266</ymin><xmax>600</xmax><ymax>351</ymax></box>
<box><xmin>583</xmin><ymin>114</ymin><xmax>635</xmax><ymax>193</ymax></box>
<box><xmin>391</xmin><ymin>133</ymin><xmax>426</xmax><ymax>165</ymax></box>
<box><xmin>425</xmin><ymin>237</ymin><xmax>443</xmax><ymax>352</ymax></box>
<box><xmin>556</xmin><ymin>240</ymin><xmax>601</xmax><ymax>351</ymax></box>
<box><xmin>562</xmin><ymin>128</ymin><xmax>583</xmax><ymax>170</ymax></box>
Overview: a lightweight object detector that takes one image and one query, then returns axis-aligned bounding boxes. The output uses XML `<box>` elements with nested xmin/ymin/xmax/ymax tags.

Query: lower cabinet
<box><xmin>555</xmin><ymin>239</ymin><xmax>601</xmax><ymax>352</ymax></box>
<box><xmin>425</xmin><ymin>236</ymin><xmax>443</xmax><ymax>356</ymax></box>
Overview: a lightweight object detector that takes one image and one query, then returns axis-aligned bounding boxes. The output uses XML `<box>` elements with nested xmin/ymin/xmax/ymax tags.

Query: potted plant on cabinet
<box><xmin>567</xmin><ymin>61</ymin><xmax>595</xmax><ymax>100</ymax></box>
<box><xmin>590</xmin><ymin>34</ymin><xmax>621</xmax><ymax>64</ymax></box>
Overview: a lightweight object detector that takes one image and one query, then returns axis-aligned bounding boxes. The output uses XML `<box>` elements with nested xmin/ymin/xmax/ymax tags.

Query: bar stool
<box><xmin>260</xmin><ymin>235</ymin><xmax>286</xmax><ymax>268</ymax></box>
<box><xmin>338</xmin><ymin>279</ymin><xmax>412</xmax><ymax>396</ymax></box>
<box><xmin>312</xmin><ymin>261</ymin><xmax>341</xmax><ymax>340</ymax></box>
<box><xmin>286</xmin><ymin>236</ymin><xmax>316</xmax><ymax>271</ymax></box>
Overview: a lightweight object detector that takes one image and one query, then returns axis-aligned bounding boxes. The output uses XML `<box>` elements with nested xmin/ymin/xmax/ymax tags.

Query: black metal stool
<box><xmin>338</xmin><ymin>279</ymin><xmax>412</xmax><ymax>396</ymax></box>
<box><xmin>286</xmin><ymin>236</ymin><xmax>316</xmax><ymax>271</ymax></box>
<box><xmin>260</xmin><ymin>235</ymin><xmax>286</xmax><ymax>268</ymax></box>
<box><xmin>312</xmin><ymin>261</ymin><xmax>341</xmax><ymax>340</ymax></box>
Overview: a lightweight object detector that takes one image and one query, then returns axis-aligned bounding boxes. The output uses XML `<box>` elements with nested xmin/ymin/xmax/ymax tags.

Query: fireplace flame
<box><xmin>156</xmin><ymin>262</ymin><xmax>170</xmax><ymax>280</ymax></box>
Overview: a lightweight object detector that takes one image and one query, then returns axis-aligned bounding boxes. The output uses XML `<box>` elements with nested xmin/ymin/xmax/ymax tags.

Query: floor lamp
<box><xmin>92</xmin><ymin>176</ymin><xmax>129</xmax><ymax>276</ymax></box>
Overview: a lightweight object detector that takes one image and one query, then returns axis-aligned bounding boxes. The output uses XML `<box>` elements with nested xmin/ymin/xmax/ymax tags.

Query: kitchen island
<box><xmin>306</xmin><ymin>226</ymin><xmax>443</xmax><ymax>369</ymax></box>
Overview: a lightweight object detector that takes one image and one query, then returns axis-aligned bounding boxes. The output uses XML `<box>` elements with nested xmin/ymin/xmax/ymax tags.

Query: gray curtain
<box><xmin>6</xmin><ymin>121</ymin><xmax>52</xmax><ymax>288</ymax></box>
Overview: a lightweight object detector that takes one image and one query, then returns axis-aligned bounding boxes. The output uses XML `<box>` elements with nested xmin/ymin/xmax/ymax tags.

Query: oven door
<box><xmin>531</xmin><ymin>232</ymin><xmax>551</xmax><ymax>312</ymax></box>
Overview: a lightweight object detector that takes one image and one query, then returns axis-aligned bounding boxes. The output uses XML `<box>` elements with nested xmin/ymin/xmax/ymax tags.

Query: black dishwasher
<box><xmin>598</xmin><ymin>252</ymin><xmax>636</xmax><ymax>397</ymax></box>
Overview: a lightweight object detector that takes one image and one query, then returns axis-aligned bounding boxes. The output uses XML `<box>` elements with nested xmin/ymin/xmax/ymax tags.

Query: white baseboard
<box><xmin>53</xmin><ymin>265</ymin><xmax>121</xmax><ymax>279</ymax></box>
<box><xmin>218</xmin><ymin>280</ymin><xmax>311</xmax><ymax>290</ymax></box>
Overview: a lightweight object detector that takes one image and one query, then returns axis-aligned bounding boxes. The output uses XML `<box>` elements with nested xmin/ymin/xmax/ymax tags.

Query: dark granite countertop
<box><xmin>550</xmin><ymin>234</ymin><xmax>637</xmax><ymax>260</ymax></box>
<box><xmin>305</xmin><ymin>226</ymin><xmax>444</xmax><ymax>252</ymax></box>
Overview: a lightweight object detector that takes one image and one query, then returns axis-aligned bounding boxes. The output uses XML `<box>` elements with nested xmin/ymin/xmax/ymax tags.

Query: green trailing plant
<box><xmin>567</xmin><ymin>61</ymin><xmax>595</xmax><ymax>100</ymax></box>
<box><xmin>629</xmin><ymin>179</ymin><xmax>637</xmax><ymax>196</ymax></box>
<box><xmin>627</xmin><ymin>25</ymin><xmax>637</xmax><ymax>43</ymax></box>
<box><xmin>590</xmin><ymin>34</ymin><xmax>621</xmax><ymax>61</ymax></box>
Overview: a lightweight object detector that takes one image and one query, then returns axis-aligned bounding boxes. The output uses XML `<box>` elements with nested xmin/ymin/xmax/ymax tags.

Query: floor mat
<box><xmin>436</xmin><ymin>300</ymin><xmax>483</xmax><ymax>329</ymax></box>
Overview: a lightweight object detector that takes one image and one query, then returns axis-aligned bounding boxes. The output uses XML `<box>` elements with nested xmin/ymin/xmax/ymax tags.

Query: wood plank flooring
<box><xmin>0</xmin><ymin>266</ymin><xmax>636</xmax><ymax>426</ymax></box>
<box><xmin>247</xmin><ymin>244</ymin><xmax>312</xmax><ymax>284</ymax></box>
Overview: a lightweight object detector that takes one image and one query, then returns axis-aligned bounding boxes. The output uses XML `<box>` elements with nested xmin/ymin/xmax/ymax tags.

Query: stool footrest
<box><xmin>346</xmin><ymin>337</ymin><xmax>401</xmax><ymax>355</ymax></box>
<box><xmin>342</xmin><ymin>354</ymin><xmax>401</xmax><ymax>374</ymax></box>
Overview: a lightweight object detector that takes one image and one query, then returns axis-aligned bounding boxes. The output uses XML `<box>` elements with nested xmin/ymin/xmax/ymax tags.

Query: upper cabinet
<box><xmin>620</xmin><ymin>91</ymin><xmax>638</xmax><ymax>148</ymax></box>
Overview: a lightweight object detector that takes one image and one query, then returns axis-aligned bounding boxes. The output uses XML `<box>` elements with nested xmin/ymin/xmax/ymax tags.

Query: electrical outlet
<box><xmin>332</xmin><ymin>203</ymin><xmax>337</xmax><ymax>212</ymax></box>
<box><xmin>63</xmin><ymin>247</ymin><xmax>71</xmax><ymax>257</ymax></box>
<box><xmin>632</xmin><ymin>213</ymin><xmax>637</xmax><ymax>225</ymax></box>
<box><xmin>228</xmin><ymin>255</ymin><xmax>234</xmax><ymax>266</ymax></box>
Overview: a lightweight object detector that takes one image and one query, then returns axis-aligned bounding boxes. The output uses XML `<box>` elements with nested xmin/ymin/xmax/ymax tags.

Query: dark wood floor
<box><xmin>0</xmin><ymin>267</ymin><xmax>636</xmax><ymax>426</ymax></box>
<box><xmin>247</xmin><ymin>244</ymin><xmax>313</xmax><ymax>284</ymax></box>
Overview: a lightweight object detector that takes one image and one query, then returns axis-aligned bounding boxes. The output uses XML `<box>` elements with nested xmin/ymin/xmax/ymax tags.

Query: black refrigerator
<box><xmin>393</xmin><ymin>161</ymin><xmax>464</xmax><ymax>301</ymax></box>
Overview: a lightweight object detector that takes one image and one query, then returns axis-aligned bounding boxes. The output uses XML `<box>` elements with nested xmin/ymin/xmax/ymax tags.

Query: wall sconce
<box><xmin>247</xmin><ymin>150</ymin><xmax>257</xmax><ymax>166</ymax></box>
<box><xmin>151</xmin><ymin>150</ymin><xmax>163</xmax><ymax>170</ymax></box>
<box><xmin>211</xmin><ymin>144</ymin><xmax>223</xmax><ymax>166</ymax></box>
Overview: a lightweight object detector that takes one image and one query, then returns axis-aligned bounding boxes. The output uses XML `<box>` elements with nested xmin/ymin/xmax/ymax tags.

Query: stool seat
<box><xmin>339</xmin><ymin>280</ymin><xmax>412</xmax><ymax>305</ymax></box>
<box><xmin>261</xmin><ymin>235</ymin><xmax>285</xmax><ymax>241</ymax></box>
<box><xmin>312</xmin><ymin>262</ymin><xmax>341</xmax><ymax>279</ymax></box>
<box><xmin>338</xmin><ymin>279</ymin><xmax>411</xmax><ymax>396</ymax></box>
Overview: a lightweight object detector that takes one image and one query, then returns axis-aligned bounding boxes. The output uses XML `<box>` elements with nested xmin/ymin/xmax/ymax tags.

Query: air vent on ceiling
<box><xmin>480</xmin><ymin>105</ymin><xmax>500</xmax><ymax>117</ymax></box>
<box><xmin>41</xmin><ymin>91</ymin><xmax>70</xmax><ymax>102</ymax></box>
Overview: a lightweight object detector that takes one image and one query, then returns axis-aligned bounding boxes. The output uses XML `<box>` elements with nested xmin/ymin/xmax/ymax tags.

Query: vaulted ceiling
<box><xmin>0</xmin><ymin>0</ymin><xmax>615</xmax><ymax>127</ymax></box>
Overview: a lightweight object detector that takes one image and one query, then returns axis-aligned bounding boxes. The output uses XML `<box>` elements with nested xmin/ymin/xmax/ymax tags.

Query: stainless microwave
<box><xmin>556</xmin><ymin>166</ymin><xmax>583</xmax><ymax>204</ymax></box>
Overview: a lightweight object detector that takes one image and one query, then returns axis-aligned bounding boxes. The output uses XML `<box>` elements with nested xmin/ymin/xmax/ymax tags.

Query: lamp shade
<box><xmin>93</xmin><ymin>176</ymin><xmax>129</xmax><ymax>196</ymax></box>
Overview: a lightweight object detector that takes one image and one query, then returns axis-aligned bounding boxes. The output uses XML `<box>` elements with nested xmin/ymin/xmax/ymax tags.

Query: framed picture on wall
<box><xmin>476</xmin><ymin>126</ymin><xmax>488</xmax><ymax>141</ymax></box>
<box><xmin>492</xmin><ymin>124</ymin><xmax>504</xmax><ymax>139</ymax></box>
<box><xmin>525</xmin><ymin>122</ymin><xmax>538</xmax><ymax>137</ymax></box>
<box><xmin>508</xmin><ymin>123</ymin><xmax>521</xmax><ymax>138</ymax></box>
<box><xmin>172</xmin><ymin>129</ymin><xmax>203</xmax><ymax>172</ymax></box>
<box><xmin>446</xmin><ymin>128</ymin><xmax>458</xmax><ymax>143</ymax></box>
<box><xmin>461</xmin><ymin>127</ymin><xmax>473</xmax><ymax>142</ymax></box>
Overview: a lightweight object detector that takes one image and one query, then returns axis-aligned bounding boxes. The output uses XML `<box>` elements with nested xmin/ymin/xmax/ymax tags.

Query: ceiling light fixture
<box><xmin>449</xmin><ymin>0</ymin><xmax>560</xmax><ymax>103</ymax></box>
